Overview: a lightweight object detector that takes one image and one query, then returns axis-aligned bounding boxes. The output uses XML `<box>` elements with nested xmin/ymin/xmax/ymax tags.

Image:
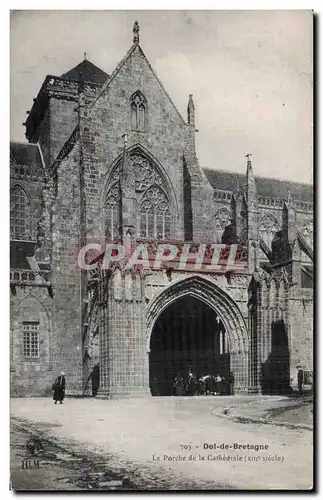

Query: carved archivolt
<box><xmin>146</xmin><ymin>274</ymin><xmax>249</xmax><ymax>355</ymax></box>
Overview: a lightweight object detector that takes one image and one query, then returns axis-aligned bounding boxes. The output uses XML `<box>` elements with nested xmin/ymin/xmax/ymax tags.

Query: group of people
<box><xmin>51</xmin><ymin>366</ymin><xmax>311</xmax><ymax>401</ymax></box>
<box><xmin>172</xmin><ymin>371</ymin><xmax>234</xmax><ymax>396</ymax></box>
<box><xmin>296</xmin><ymin>365</ymin><xmax>313</xmax><ymax>396</ymax></box>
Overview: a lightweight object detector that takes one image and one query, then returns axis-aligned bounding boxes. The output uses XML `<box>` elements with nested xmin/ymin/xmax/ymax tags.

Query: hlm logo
<box><xmin>21</xmin><ymin>459</ymin><xmax>40</xmax><ymax>469</ymax></box>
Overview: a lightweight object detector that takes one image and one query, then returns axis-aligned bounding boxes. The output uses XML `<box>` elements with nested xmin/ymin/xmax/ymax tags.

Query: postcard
<box><xmin>10</xmin><ymin>10</ymin><xmax>313</xmax><ymax>491</ymax></box>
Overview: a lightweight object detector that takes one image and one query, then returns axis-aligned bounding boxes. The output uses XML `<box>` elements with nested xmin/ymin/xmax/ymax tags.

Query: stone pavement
<box><xmin>10</xmin><ymin>396</ymin><xmax>313</xmax><ymax>490</ymax></box>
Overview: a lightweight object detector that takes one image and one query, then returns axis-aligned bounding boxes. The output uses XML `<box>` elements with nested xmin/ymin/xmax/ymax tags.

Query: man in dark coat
<box><xmin>53</xmin><ymin>371</ymin><xmax>66</xmax><ymax>404</ymax></box>
<box><xmin>296</xmin><ymin>365</ymin><xmax>304</xmax><ymax>396</ymax></box>
<box><xmin>91</xmin><ymin>364</ymin><xmax>100</xmax><ymax>397</ymax></box>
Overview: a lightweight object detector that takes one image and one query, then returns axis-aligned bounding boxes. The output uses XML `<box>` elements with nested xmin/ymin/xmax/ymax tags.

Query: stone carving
<box><xmin>300</xmin><ymin>219</ymin><xmax>313</xmax><ymax>246</ymax></box>
<box><xmin>109</xmin><ymin>153</ymin><xmax>166</xmax><ymax>197</ymax></box>
<box><xmin>87</xmin><ymin>301</ymin><xmax>100</xmax><ymax>365</ymax></box>
<box><xmin>113</xmin><ymin>269</ymin><xmax>122</xmax><ymax>300</ymax></box>
<box><xmin>106</xmin><ymin>153</ymin><xmax>171</xmax><ymax>240</ymax></box>
<box><xmin>234</xmin><ymin>276</ymin><xmax>248</xmax><ymax>287</ymax></box>
<box><xmin>146</xmin><ymin>275</ymin><xmax>249</xmax><ymax>355</ymax></box>
<box><xmin>131</xmin><ymin>92</ymin><xmax>146</xmax><ymax>132</ymax></box>
<box><xmin>145</xmin><ymin>283</ymin><xmax>165</xmax><ymax>301</ymax></box>
<box><xmin>135</xmin><ymin>274</ymin><xmax>142</xmax><ymax>300</ymax></box>
<box><xmin>259</xmin><ymin>213</ymin><xmax>280</xmax><ymax>249</ymax></box>
<box><xmin>214</xmin><ymin>207</ymin><xmax>232</xmax><ymax>243</ymax></box>
<box><xmin>125</xmin><ymin>273</ymin><xmax>133</xmax><ymax>301</ymax></box>
<box><xmin>104</xmin><ymin>183</ymin><xmax>121</xmax><ymax>240</ymax></box>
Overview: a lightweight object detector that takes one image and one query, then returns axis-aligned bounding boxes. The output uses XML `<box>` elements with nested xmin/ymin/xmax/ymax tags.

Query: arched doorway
<box><xmin>149</xmin><ymin>295</ymin><xmax>229</xmax><ymax>396</ymax></box>
<box><xmin>146</xmin><ymin>275</ymin><xmax>249</xmax><ymax>395</ymax></box>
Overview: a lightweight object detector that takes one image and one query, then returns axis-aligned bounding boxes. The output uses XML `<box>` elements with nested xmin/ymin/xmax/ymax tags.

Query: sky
<box><xmin>10</xmin><ymin>10</ymin><xmax>313</xmax><ymax>183</ymax></box>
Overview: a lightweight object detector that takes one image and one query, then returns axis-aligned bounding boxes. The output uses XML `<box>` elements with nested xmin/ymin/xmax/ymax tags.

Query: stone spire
<box><xmin>187</xmin><ymin>94</ymin><xmax>195</xmax><ymax>127</ymax></box>
<box><xmin>245</xmin><ymin>153</ymin><xmax>257</xmax><ymax>202</ymax></box>
<box><xmin>133</xmin><ymin>21</ymin><xmax>140</xmax><ymax>44</ymax></box>
<box><xmin>244</xmin><ymin>153</ymin><xmax>259</xmax><ymax>272</ymax></box>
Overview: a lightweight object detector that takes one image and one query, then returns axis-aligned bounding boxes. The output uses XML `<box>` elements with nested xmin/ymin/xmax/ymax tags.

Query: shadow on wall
<box><xmin>261</xmin><ymin>319</ymin><xmax>293</xmax><ymax>395</ymax></box>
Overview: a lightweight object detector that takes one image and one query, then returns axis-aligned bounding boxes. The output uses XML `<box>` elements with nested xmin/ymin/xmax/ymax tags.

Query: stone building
<box><xmin>10</xmin><ymin>23</ymin><xmax>313</xmax><ymax>397</ymax></box>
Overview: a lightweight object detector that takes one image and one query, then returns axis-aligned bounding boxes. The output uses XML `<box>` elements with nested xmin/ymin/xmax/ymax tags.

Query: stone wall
<box><xmin>10</xmin><ymin>168</ymin><xmax>44</xmax><ymax>242</ymax></box>
<box><xmin>49</xmin><ymin>98</ymin><xmax>78</xmax><ymax>168</ymax></box>
<box><xmin>50</xmin><ymin>145</ymin><xmax>83</xmax><ymax>395</ymax></box>
<box><xmin>78</xmin><ymin>44</ymin><xmax>217</xmax><ymax>245</ymax></box>
<box><xmin>97</xmin><ymin>267</ymin><xmax>250</xmax><ymax>397</ymax></box>
<box><xmin>289</xmin><ymin>287</ymin><xmax>313</xmax><ymax>373</ymax></box>
<box><xmin>10</xmin><ymin>286</ymin><xmax>54</xmax><ymax>396</ymax></box>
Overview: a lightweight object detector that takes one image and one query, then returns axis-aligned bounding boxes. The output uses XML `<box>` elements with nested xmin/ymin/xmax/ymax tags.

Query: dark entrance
<box><xmin>149</xmin><ymin>295</ymin><xmax>230</xmax><ymax>396</ymax></box>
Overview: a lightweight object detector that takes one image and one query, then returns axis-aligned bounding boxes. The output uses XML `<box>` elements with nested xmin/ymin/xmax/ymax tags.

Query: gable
<box><xmin>89</xmin><ymin>44</ymin><xmax>186</xmax><ymax>128</ymax></box>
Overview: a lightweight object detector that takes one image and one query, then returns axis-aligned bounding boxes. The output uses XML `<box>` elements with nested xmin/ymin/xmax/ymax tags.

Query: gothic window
<box><xmin>138</xmin><ymin>186</ymin><xmax>171</xmax><ymax>240</ymax></box>
<box><xmin>10</xmin><ymin>185</ymin><xmax>29</xmax><ymax>240</ymax></box>
<box><xmin>104</xmin><ymin>152</ymin><xmax>173</xmax><ymax>241</ymax></box>
<box><xmin>259</xmin><ymin>213</ymin><xmax>280</xmax><ymax>250</ymax></box>
<box><xmin>131</xmin><ymin>91</ymin><xmax>147</xmax><ymax>132</ymax></box>
<box><xmin>23</xmin><ymin>321</ymin><xmax>40</xmax><ymax>358</ymax></box>
<box><xmin>104</xmin><ymin>183</ymin><xmax>120</xmax><ymax>241</ymax></box>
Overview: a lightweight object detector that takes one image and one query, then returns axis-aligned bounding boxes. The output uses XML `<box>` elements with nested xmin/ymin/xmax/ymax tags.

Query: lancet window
<box><xmin>104</xmin><ymin>183</ymin><xmax>121</xmax><ymax>241</ymax></box>
<box><xmin>131</xmin><ymin>91</ymin><xmax>147</xmax><ymax>132</ymax></box>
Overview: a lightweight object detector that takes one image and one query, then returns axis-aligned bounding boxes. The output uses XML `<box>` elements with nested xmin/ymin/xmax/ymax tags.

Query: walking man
<box><xmin>52</xmin><ymin>371</ymin><xmax>66</xmax><ymax>404</ymax></box>
<box><xmin>296</xmin><ymin>365</ymin><xmax>304</xmax><ymax>396</ymax></box>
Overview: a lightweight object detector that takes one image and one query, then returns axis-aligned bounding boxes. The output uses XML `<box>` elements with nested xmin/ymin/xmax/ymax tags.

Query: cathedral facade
<box><xmin>10</xmin><ymin>23</ymin><xmax>313</xmax><ymax>397</ymax></box>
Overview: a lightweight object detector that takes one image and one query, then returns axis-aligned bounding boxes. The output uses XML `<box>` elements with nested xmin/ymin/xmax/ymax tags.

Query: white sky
<box><xmin>10</xmin><ymin>10</ymin><xmax>313</xmax><ymax>182</ymax></box>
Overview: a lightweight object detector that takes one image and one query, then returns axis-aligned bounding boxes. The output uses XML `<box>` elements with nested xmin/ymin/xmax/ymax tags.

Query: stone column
<box><xmin>98</xmin><ymin>270</ymin><xmax>150</xmax><ymax>398</ymax></box>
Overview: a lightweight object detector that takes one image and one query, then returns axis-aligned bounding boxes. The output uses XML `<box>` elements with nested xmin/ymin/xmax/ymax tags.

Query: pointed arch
<box><xmin>259</xmin><ymin>213</ymin><xmax>280</xmax><ymax>249</ymax></box>
<box><xmin>138</xmin><ymin>184</ymin><xmax>171</xmax><ymax>239</ymax></box>
<box><xmin>146</xmin><ymin>274</ymin><xmax>249</xmax><ymax>391</ymax></box>
<box><xmin>11</xmin><ymin>292</ymin><xmax>50</xmax><ymax>320</ymax></box>
<box><xmin>100</xmin><ymin>144</ymin><xmax>178</xmax><ymax>242</ymax></box>
<box><xmin>101</xmin><ymin>144</ymin><xmax>178</xmax><ymax>212</ymax></box>
<box><xmin>146</xmin><ymin>274</ymin><xmax>248</xmax><ymax>354</ymax></box>
<box><xmin>10</xmin><ymin>293</ymin><xmax>51</xmax><ymax>369</ymax></box>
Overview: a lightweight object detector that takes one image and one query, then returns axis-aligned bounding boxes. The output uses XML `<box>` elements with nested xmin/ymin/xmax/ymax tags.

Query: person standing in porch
<box><xmin>52</xmin><ymin>371</ymin><xmax>66</xmax><ymax>404</ymax></box>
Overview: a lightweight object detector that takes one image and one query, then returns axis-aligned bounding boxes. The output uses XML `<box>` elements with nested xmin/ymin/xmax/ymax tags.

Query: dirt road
<box><xmin>10</xmin><ymin>396</ymin><xmax>313</xmax><ymax>491</ymax></box>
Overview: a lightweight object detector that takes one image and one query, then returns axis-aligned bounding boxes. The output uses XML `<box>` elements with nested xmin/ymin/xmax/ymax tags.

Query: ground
<box><xmin>10</xmin><ymin>395</ymin><xmax>313</xmax><ymax>491</ymax></box>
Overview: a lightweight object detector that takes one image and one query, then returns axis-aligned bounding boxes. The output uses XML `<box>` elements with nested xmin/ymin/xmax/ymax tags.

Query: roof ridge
<box><xmin>203</xmin><ymin>166</ymin><xmax>313</xmax><ymax>186</ymax></box>
<box><xmin>136</xmin><ymin>45</ymin><xmax>186</xmax><ymax>126</ymax></box>
<box><xmin>10</xmin><ymin>140</ymin><xmax>38</xmax><ymax>147</ymax></box>
<box><xmin>62</xmin><ymin>58</ymin><xmax>108</xmax><ymax>74</ymax></box>
<box><xmin>88</xmin><ymin>44</ymin><xmax>137</xmax><ymax>112</ymax></box>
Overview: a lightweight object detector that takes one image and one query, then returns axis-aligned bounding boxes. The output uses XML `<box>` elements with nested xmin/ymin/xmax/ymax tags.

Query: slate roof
<box><xmin>62</xmin><ymin>59</ymin><xmax>108</xmax><ymax>84</ymax></box>
<box><xmin>10</xmin><ymin>241</ymin><xmax>37</xmax><ymax>270</ymax></box>
<box><xmin>10</xmin><ymin>241</ymin><xmax>50</xmax><ymax>270</ymax></box>
<box><xmin>203</xmin><ymin>168</ymin><xmax>313</xmax><ymax>203</ymax></box>
<box><xmin>10</xmin><ymin>142</ymin><xmax>44</xmax><ymax>175</ymax></box>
